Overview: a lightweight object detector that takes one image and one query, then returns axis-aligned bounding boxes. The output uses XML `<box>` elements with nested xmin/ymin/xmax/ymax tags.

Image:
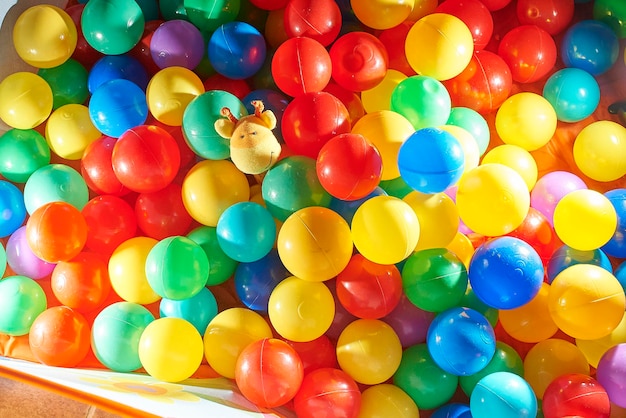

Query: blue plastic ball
<box><xmin>432</xmin><ymin>403</ymin><xmax>472</xmax><ymax>418</ymax></box>
<box><xmin>88</xmin><ymin>79</ymin><xmax>149</xmax><ymax>138</ymax></box>
<box><xmin>470</xmin><ymin>372</ymin><xmax>537</xmax><ymax>418</ymax></box>
<box><xmin>88</xmin><ymin>54</ymin><xmax>149</xmax><ymax>93</ymax></box>
<box><xmin>561</xmin><ymin>20</ymin><xmax>619</xmax><ymax>75</ymax></box>
<box><xmin>0</xmin><ymin>181</ymin><xmax>26</xmax><ymax>238</ymax></box>
<box><xmin>234</xmin><ymin>249</ymin><xmax>290</xmax><ymax>313</ymax></box>
<box><xmin>468</xmin><ymin>236</ymin><xmax>544</xmax><ymax>310</ymax></box>
<box><xmin>602</xmin><ymin>188</ymin><xmax>626</xmax><ymax>258</ymax></box>
<box><xmin>208</xmin><ymin>21</ymin><xmax>267</xmax><ymax>80</ymax></box>
<box><xmin>216</xmin><ymin>201</ymin><xmax>276</xmax><ymax>263</ymax></box>
<box><xmin>159</xmin><ymin>287</ymin><xmax>218</xmax><ymax>335</ymax></box>
<box><xmin>614</xmin><ymin>260</ymin><xmax>626</xmax><ymax>293</ymax></box>
<box><xmin>398</xmin><ymin>127</ymin><xmax>465</xmax><ymax>194</ymax></box>
<box><xmin>547</xmin><ymin>244</ymin><xmax>613</xmax><ymax>283</ymax></box>
<box><xmin>329</xmin><ymin>187</ymin><xmax>387</xmax><ymax>225</ymax></box>
<box><xmin>426</xmin><ymin>307</ymin><xmax>496</xmax><ymax>376</ymax></box>
<box><xmin>542</xmin><ymin>68</ymin><xmax>600</xmax><ymax>123</ymax></box>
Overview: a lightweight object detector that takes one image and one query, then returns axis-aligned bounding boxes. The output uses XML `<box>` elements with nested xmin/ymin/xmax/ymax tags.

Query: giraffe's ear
<box><xmin>259</xmin><ymin>110</ymin><xmax>277</xmax><ymax>130</ymax></box>
<box><xmin>214</xmin><ymin>119</ymin><xmax>235</xmax><ymax>139</ymax></box>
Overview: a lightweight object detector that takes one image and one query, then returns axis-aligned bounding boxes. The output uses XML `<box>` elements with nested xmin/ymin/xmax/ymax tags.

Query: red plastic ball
<box><xmin>443</xmin><ymin>49</ymin><xmax>513</xmax><ymax>114</ymax></box>
<box><xmin>235</xmin><ymin>338</ymin><xmax>304</xmax><ymax>408</ymax></box>
<box><xmin>271</xmin><ymin>36</ymin><xmax>332</xmax><ymax>97</ymax></box>
<box><xmin>135</xmin><ymin>182</ymin><xmax>193</xmax><ymax>240</ymax></box>
<box><xmin>81</xmin><ymin>135</ymin><xmax>131</xmax><ymax>196</ymax></box>
<box><xmin>281</xmin><ymin>91</ymin><xmax>351</xmax><ymax>158</ymax></box>
<box><xmin>335</xmin><ymin>254</ymin><xmax>403</xmax><ymax>319</ymax></box>
<box><xmin>293</xmin><ymin>368</ymin><xmax>361</xmax><ymax>418</ymax></box>
<box><xmin>29</xmin><ymin>306</ymin><xmax>91</xmax><ymax>367</ymax></box>
<box><xmin>329</xmin><ymin>31</ymin><xmax>388</xmax><ymax>92</ymax></box>
<box><xmin>316</xmin><ymin>133</ymin><xmax>382</xmax><ymax>201</ymax></box>
<box><xmin>284</xmin><ymin>0</ymin><xmax>342</xmax><ymax>46</ymax></box>
<box><xmin>26</xmin><ymin>201</ymin><xmax>88</xmax><ymax>263</ymax></box>
<box><xmin>506</xmin><ymin>207</ymin><xmax>561</xmax><ymax>266</ymax></box>
<box><xmin>323</xmin><ymin>82</ymin><xmax>366</xmax><ymax>125</ymax></box>
<box><xmin>481</xmin><ymin>0</ymin><xmax>513</xmax><ymax>11</ymax></box>
<box><xmin>516</xmin><ymin>0</ymin><xmax>575</xmax><ymax>35</ymax></box>
<box><xmin>377</xmin><ymin>22</ymin><xmax>416</xmax><ymax>76</ymax></box>
<box><xmin>249</xmin><ymin>0</ymin><xmax>288</xmax><ymax>10</ymax></box>
<box><xmin>112</xmin><ymin>124</ymin><xmax>181</xmax><ymax>193</ymax></box>
<box><xmin>51</xmin><ymin>251</ymin><xmax>111</xmax><ymax>313</ymax></box>
<box><xmin>284</xmin><ymin>335</ymin><xmax>338</xmax><ymax>375</ymax></box>
<box><xmin>542</xmin><ymin>374</ymin><xmax>611</xmax><ymax>418</ymax></box>
<box><xmin>436</xmin><ymin>0</ymin><xmax>494</xmax><ymax>50</ymax></box>
<box><xmin>128</xmin><ymin>19</ymin><xmax>163</xmax><ymax>77</ymax></box>
<box><xmin>65</xmin><ymin>4</ymin><xmax>103</xmax><ymax>69</ymax></box>
<box><xmin>82</xmin><ymin>195</ymin><xmax>137</xmax><ymax>256</ymax></box>
<box><xmin>202</xmin><ymin>73</ymin><xmax>251</xmax><ymax>101</ymax></box>
<box><xmin>497</xmin><ymin>24</ymin><xmax>557</xmax><ymax>84</ymax></box>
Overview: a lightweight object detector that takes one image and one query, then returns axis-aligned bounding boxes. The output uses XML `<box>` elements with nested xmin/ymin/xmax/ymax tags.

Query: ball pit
<box><xmin>1</xmin><ymin>0</ymin><xmax>626</xmax><ymax>416</ymax></box>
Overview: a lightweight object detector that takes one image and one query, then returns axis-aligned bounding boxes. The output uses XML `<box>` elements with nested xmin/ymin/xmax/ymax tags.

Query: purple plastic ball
<box><xmin>150</xmin><ymin>19</ymin><xmax>205</xmax><ymax>70</ymax></box>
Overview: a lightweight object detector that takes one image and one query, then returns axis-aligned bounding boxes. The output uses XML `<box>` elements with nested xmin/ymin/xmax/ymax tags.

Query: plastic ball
<box><xmin>497</xmin><ymin>25</ymin><xmax>557</xmax><ymax>83</ymax></box>
<box><xmin>543</xmin><ymin>67</ymin><xmax>600</xmax><ymax>123</ymax></box>
<box><xmin>507</xmin><ymin>207</ymin><xmax>560</xmax><ymax>264</ymax></box>
<box><xmin>336</xmin><ymin>254</ymin><xmax>402</xmax><ymax>319</ymax></box>
<box><xmin>187</xmin><ymin>226</ymin><xmax>239</xmax><ymax>286</ymax></box>
<box><xmin>549</xmin><ymin>264</ymin><xmax>625</xmax><ymax>340</ymax></box>
<box><xmin>80</xmin><ymin>135</ymin><xmax>129</xmax><ymax>196</ymax></box>
<box><xmin>0</xmin><ymin>72</ymin><xmax>53</xmax><ymax>129</ymax></box>
<box><xmin>401</xmin><ymin>248</ymin><xmax>467</xmax><ymax>312</ymax></box>
<box><xmin>91</xmin><ymin>302</ymin><xmax>155</xmax><ymax>372</ymax></box>
<box><xmin>184</xmin><ymin>0</ymin><xmax>239</xmax><ymax>33</ymax></box>
<box><xmin>147</xmin><ymin>66</ymin><xmax>205</xmax><ymax>127</ymax></box>
<box><xmin>404</xmin><ymin>191</ymin><xmax>459</xmax><ymax>250</ymax></box>
<box><xmin>576</xmin><ymin>311</ymin><xmax>626</xmax><ymax>369</ymax></box>
<box><xmin>293</xmin><ymin>367</ymin><xmax>361</xmax><ymax>418</ymax></box>
<box><xmin>603</xmin><ymin>188</ymin><xmax>626</xmax><ymax>257</ymax></box>
<box><xmin>81</xmin><ymin>0</ymin><xmax>145</xmax><ymax>55</ymax></box>
<box><xmin>495</xmin><ymin>92</ymin><xmax>557</xmax><ymax>151</ymax></box>
<box><xmin>398</xmin><ymin>127</ymin><xmax>464</xmax><ymax>194</ymax></box>
<box><xmin>553</xmin><ymin>189</ymin><xmax>617</xmax><ymax>252</ymax></box>
<box><xmin>481</xmin><ymin>145</ymin><xmax>538</xmax><ymax>191</ymax></box>
<box><xmin>108</xmin><ymin>236</ymin><xmax>160</xmax><ymax>305</ymax></box>
<box><xmin>391</xmin><ymin>76</ymin><xmax>451</xmax><ymax>131</ymax></box>
<box><xmin>159</xmin><ymin>287</ymin><xmax>218</xmax><ymax>336</ymax></box>
<box><xmin>597</xmin><ymin>343</ymin><xmax>626</xmax><ymax>408</ymax></box>
<box><xmin>0</xmin><ymin>275</ymin><xmax>47</xmax><ymax>336</ymax></box>
<box><xmin>135</xmin><ymin>183</ymin><xmax>193</xmax><ymax>240</ymax></box>
<box><xmin>359</xmin><ymin>384</ymin><xmax>419</xmax><ymax>418</ymax></box>
<box><xmin>524</xmin><ymin>338</ymin><xmax>590</xmax><ymax>399</ymax></box>
<box><xmin>446</xmin><ymin>107</ymin><xmax>490</xmax><ymax>156</ymax></box>
<box><xmin>284</xmin><ymin>335</ymin><xmax>337</xmax><ymax>376</ymax></box>
<box><xmin>203</xmin><ymin>307</ymin><xmax>273</xmax><ymax>379</ymax></box>
<box><xmin>456</xmin><ymin>164</ymin><xmax>531</xmax><ymax>237</ymax></box>
<box><xmin>361</xmin><ymin>69</ymin><xmax>406</xmax><ymax>114</ymax></box>
<box><xmin>64</xmin><ymin>3</ymin><xmax>104</xmax><ymax>69</ymax></box>
<box><xmin>13</xmin><ymin>5</ymin><xmax>77</xmax><ymax>68</ymax></box>
<box><xmin>23</xmin><ymin>163</ymin><xmax>89</xmax><ymax>215</ymax></box>
<box><xmin>284</xmin><ymin>0</ymin><xmax>341</xmax><ymax>46</ymax></box>
<box><xmin>82</xmin><ymin>195</ymin><xmax>137</xmax><ymax>256</ymax></box>
<box><xmin>574</xmin><ymin>120</ymin><xmax>626</xmax><ymax>182</ymax></box>
<box><xmin>547</xmin><ymin>244</ymin><xmax>613</xmax><ymax>283</ymax></box>
<box><xmin>593</xmin><ymin>0</ymin><xmax>626</xmax><ymax>38</ymax></box>
<box><xmin>393</xmin><ymin>343</ymin><xmax>459</xmax><ymax>410</ymax></box>
<box><xmin>561</xmin><ymin>20</ymin><xmax>619</xmax><ymax>76</ymax></box>
<box><xmin>38</xmin><ymin>58</ymin><xmax>89</xmax><ymax>109</ymax></box>
<box><xmin>405</xmin><ymin>13</ymin><xmax>474</xmax><ymax>81</ymax></box>
<box><xmin>329</xmin><ymin>31</ymin><xmax>388</xmax><ymax>92</ymax></box>
<box><xmin>530</xmin><ymin>171</ymin><xmax>587</xmax><ymax>226</ymax></box>
<box><xmin>445</xmin><ymin>231</ymin><xmax>475</xmax><ymax>268</ymax></box>
<box><xmin>351</xmin><ymin>110</ymin><xmax>416</xmax><ymax>181</ymax></box>
<box><xmin>470</xmin><ymin>372</ymin><xmax>537</xmax><ymax>418</ymax></box>
<box><xmin>138</xmin><ymin>317</ymin><xmax>203</xmax><ymax>382</ymax></box>
<box><xmin>436</xmin><ymin>126</ymin><xmax>478</xmax><ymax>174</ymax></box>
<box><xmin>436</xmin><ymin>0</ymin><xmax>493</xmax><ymax>50</ymax></box>
<box><xmin>516</xmin><ymin>0</ymin><xmax>575</xmax><ymax>35</ymax></box>
<box><xmin>150</xmin><ymin>19</ymin><xmax>204</xmax><ymax>70</ymax></box>
<box><xmin>45</xmin><ymin>104</ymin><xmax>101</xmax><ymax>160</ymax></box>
<box><xmin>235</xmin><ymin>338</ymin><xmax>304</xmax><ymax>408</ymax></box>
<box><xmin>234</xmin><ymin>249</ymin><xmax>289</xmax><ymax>313</ymax></box>
<box><xmin>350</xmin><ymin>0</ymin><xmax>413</xmax><ymax>30</ymax></box>
<box><xmin>351</xmin><ymin>195</ymin><xmax>420</xmax><ymax>265</ymax></box>
<box><xmin>88</xmin><ymin>54</ymin><xmax>149</xmax><ymax>94</ymax></box>
<box><xmin>5</xmin><ymin>226</ymin><xmax>56</xmax><ymax>280</ymax></box>
<box><xmin>542</xmin><ymin>373</ymin><xmax>611</xmax><ymax>418</ymax></box>
<box><xmin>0</xmin><ymin>128</ymin><xmax>50</xmax><ymax>184</ymax></box>
<box><xmin>427</xmin><ymin>307</ymin><xmax>496</xmax><ymax>376</ymax></box>
<box><xmin>208</xmin><ymin>21</ymin><xmax>266</xmax><ymax>79</ymax></box>
<box><xmin>0</xmin><ymin>181</ymin><xmax>26</xmax><ymax>238</ymax></box>
<box><xmin>89</xmin><ymin>79</ymin><xmax>148</xmax><ymax>138</ymax></box>
<box><xmin>432</xmin><ymin>404</ymin><xmax>471</xmax><ymax>418</ymax></box>
<box><xmin>271</xmin><ymin>36</ymin><xmax>332</xmax><ymax>97</ymax></box>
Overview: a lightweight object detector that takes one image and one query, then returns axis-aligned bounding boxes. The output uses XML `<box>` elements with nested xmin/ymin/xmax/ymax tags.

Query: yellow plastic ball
<box><xmin>0</xmin><ymin>72</ymin><xmax>53</xmax><ymax>129</ymax></box>
<box><xmin>405</xmin><ymin>13</ymin><xmax>474</xmax><ymax>81</ymax></box>
<box><xmin>481</xmin><ymin>144</ymin><xmax>538</xmax><ymax>191</ymax></box>
<box><xmin>549</xmin><ymin>264</ymin><xmax>625</xmax><ymax>340</ymax></box>
<box><xmin>336</xmin><ymin>319</ymin><xmax>403</xmax><ymax>385</ymax></box>
<box><xmin>553</xmin><ymin>189</ymin><xmax>617</xmax><ymax>251</ymax></box>
<box><xmin>181</xmin><ymin>159</ymin><xmax>250</xmax><ymax>227</ymax></box>
<box><xmin>456</xmin><ymin>163</ymin><xmax>530</xmax><ymax>237</ymax></box>
<box><xmin>108</xmin><ymin>237</ymin><xmax>160</xmax><ymax>305</ymax></box>
<box><xmin>440</xmin><ymin>125</ymin><xmax>480</xmax><ymax>175</ymax></box>
<box><xmin>523</xmin><ymin>338</ymin><xmax>590</xmax><ymax>399</ymax></box>
<box><xmin>277</xmin><ymin>207</ymin><xmax>353</xmax><ymax>282</ymax></box>
<box><xmin>403</xmin><ymin>191</ymin><xmax>459</xmax><ymax>251</ymax></box>
<box><xmin>13</xmin><ymin>5</ymin><xmax>77</xmax><ymax>68</ymax></box>
<box><xmin>361</xmin><ymin>69</ymin><xmax>407</xmax><ymax>114</ymax></box>
<box><xmin>359</xmin><ymin>384</ymin><xmax>420</xmax><ymax>418</ymax></box>
<box><xmin>138</xmin><ymin>317</ymin><xmax>203</xmax><ymax>382</ymax></box>
<box><xmin>351</xmin><ymin>110</ymin><xmax>416</xmax><ymax>181</ymax></box>
<box><xmin>498</xmin><ymin>282</ymin><xmax>558</xmax><ymax>343</ymax></box>
<box><xmin>146</xmin><ymin>66</ymin><xmax>205</xmax><ymax>126</ymax></box>
<box><xmin>45</xmin><ymin>104</ymin><xmax>101</xmax><ymax>160</ymax></box>
<box><xmin>445</xmin><ymin>231</ymin><xmax>475</xmax><ymax>269</ymax></box>
<box><xmin>203</xmin><ymin>308</ymin><xmax>273</xmax><ymax>379</ymax></box>
<box><xmin>351</xmin><ymin>195</ymin><xmax>420</xmax><ymax>264</ymax></box>
<box><xmin>576</xmin><ymin>311</ymin><xmax>626</xmax><ymax>368</ymax></box>
<box><xmin>268</xmin><ymin>276</ymin><xmax>335</xmax><ymax>342</ymax></box>
<box><xmin>495</xmin><ymin>92</ymin><xmax>558</xmax><ymax>151</ymax></box>
<box><xmin>573</xmin><ymin>120</ymin><xmax>626</xmax><ymax>182</ymax></box>
<box><xmin>350</xmin><ymin>0</ymin><xmax>415</xmax><ymax>30</ymax></box>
